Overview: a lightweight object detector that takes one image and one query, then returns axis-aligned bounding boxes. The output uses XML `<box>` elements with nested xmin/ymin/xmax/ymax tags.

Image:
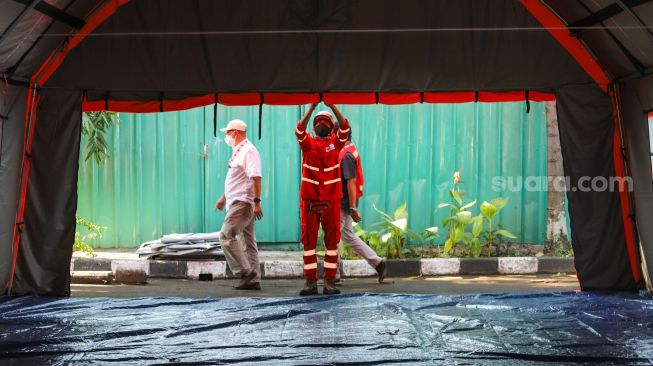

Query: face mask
<box><xmin>314</xmin><ymin>124</ymin><xmax>332</xmax><ymax>138</ymax></box>
<box><xmin>224</xmin><ymin>133</ymin><xmax>236</xmax><ymax>147</ymax></box>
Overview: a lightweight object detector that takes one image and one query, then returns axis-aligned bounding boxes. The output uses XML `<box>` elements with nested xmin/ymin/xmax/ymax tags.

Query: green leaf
<box><xmin>495</xmin><ymin>229</ymin><xmax>517</xmax><ymax>239</ymax></box>
<box><xmin>460</xmin><ymin>200</ymin><xmax>477</xmax><ymax>211</ymax></box>
<box><xmin>480</xmin><ymin>201</ymin><xmax>497</xmax><ymax>219</ymax></box>
<box><xmin>456</xmin><ymin>210</ymin><xmax>472</xmax><ymax>225</ymax></box>
<box><xmin>391</xmin><ymin>217</ymin><xmax>408</xmax><ymax>231</ymax></box>
<box><xmin>472</xmin><ymin>216</ymin><xmax>483</xmax><ymax>237</ymax></box>
<box><xmin>453</xmin><ymin>224</ymin><xmax>464</xmax><ymax>243</ymax></box>
<box><xmin>443</xmin><ymin>238</ymin><xmax>453</xmax><ymax>255</ymax></box>
<box><xmin>450</xmin><ymin>190</ymin><xmax>463</xmax><ymax>206</ymax></box>
<box><xmin>490</xmin><ymin>197</ymin><xmax>509</xmax><ymax>212</ymax></box>
<box><xmin>442</xmin><ymin>216</ymin><xmax>457</xmax><ymax>227</ymax></box>
<box><xmin>471</xmin><ymin>238</ymin><xmax>482</xmax><ymax>257</ymax></box>
<box><xmin>425</xmin><ymin>227</ymin><xmax>439</xmax><ymax>235</ymax></box>
<box><xmin>394</xmin><ymin>202</ymin><xmax>408</xmax><ymax>219</ymax></box>
<box><xmin>372</xmin><ymin>204</ymin><xmax>393</xmax><ymax>221</ymax></box>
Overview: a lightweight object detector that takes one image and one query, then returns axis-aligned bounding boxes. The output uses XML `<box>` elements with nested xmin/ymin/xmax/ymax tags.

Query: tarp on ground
<box><xmin>1</xmin><ymin>292</ymin><xmax>652</xmax><ymax>364</ymax></box>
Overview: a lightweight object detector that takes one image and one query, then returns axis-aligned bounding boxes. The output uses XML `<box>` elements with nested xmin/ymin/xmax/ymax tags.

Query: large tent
<box><xmin>1</xmin><ymin>0</ymin><xmax>652</xmax><ymax>296</ymax></box>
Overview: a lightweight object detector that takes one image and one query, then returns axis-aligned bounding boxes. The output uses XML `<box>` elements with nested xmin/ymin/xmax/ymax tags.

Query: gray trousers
<box><xmin>337</xmin><ymin>208</ymin><xmax>382</xmax><ymax>277</ymax></box>
<box><xmin>219</xmin><ymin>201</ymin><xmax>260</xmax><ymax>282</ymax></box>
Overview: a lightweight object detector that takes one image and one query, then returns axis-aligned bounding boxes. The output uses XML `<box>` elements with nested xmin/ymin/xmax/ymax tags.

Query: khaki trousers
<box><xmin>219</xmin><ymin>201</ymin><xmax>260</xmax><ymax>282</ymax></box>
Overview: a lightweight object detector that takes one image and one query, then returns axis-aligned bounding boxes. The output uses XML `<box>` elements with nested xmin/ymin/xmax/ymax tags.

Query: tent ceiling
<box><xmin>0</xmin><ymin>0</ymin><xmax>652</xmax><ymax>87</ymax></box>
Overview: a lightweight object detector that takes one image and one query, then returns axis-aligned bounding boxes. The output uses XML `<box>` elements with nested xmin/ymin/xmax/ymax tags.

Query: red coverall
<box><xmin>295</xmin><ymin>118</ymin><xmax>350</xmax><ymax>280</ymax></box>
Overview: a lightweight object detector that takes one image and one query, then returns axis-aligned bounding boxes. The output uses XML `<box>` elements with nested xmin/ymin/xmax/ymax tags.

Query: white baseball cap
<box><xmin>314</xmin><ymin>111</ymin><xmax>334</xmax><ymax>126</ymax></box>
<box><xmin>220</xmin><ymin>119</ymin><xmax>247</xmax><ymax>132</ymax></box>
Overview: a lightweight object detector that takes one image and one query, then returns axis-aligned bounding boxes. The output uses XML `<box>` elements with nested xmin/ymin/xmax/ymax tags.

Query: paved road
<box><xmin>71</xmin><ymin>274</ymin><xmax>579</xmax><ymax>298</ymax></box>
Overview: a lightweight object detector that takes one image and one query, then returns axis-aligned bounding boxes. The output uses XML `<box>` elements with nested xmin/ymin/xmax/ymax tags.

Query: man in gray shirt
<box><xmin>338</xmin><ymin>128</ymin><xmax>386</xmax><ymax>283</ymax></box>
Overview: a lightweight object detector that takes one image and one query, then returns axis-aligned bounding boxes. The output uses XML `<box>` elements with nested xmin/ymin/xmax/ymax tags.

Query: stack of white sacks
<box><xmin>136</xmin><ymin>232</ymin><xmax>223</xmax><ymax>260</ymax></box>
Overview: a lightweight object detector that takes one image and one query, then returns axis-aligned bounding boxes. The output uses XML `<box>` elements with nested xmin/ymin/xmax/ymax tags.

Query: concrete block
<box><xmin>72</xmin><ymin>258</ymin><xmax>112</xmax><ymax>271</ymax></box>
<box><xmin>386</xmin><ymin>259</ymin><xmax>421</xmax><ymax>277</ymax></box>
<box><xmin>459</xmin><ymin>258</ymin><xmax>498</xmax><ymax>275</ymax></box>
<box><xmin>111</xmin><ymin>260</ymin><xmax>149</xmax><ymax>275</ymax></box>
<box><xmin>538</xmin><ymin>257</ymin><xmax>576</xmax><ymax>273</ymax></box>
<box><xmin>342</xmin><ymin>260</ymin><xmax>376</xmax><ymax>277</ymax></box>
<box><xmin>263</xmin><ymin>260</ymin><xmax>303</xmax><ymax>278</ymax></box>
<box><xmin>149</xmin><ymin>261</ymin><xmax>187</xmax><ymax>278</ymax></box>
<box><xmin>498</xmin><ymin>257</ymin><xmax>538</xmax><ymax>274</ymax></box>
<box><xmin>111</xmin><ymin>260</ymin><xmax>148</xmax><ymax>284</ymax></box>
<box><xmin>71</xmin><ymin>271</ymin><xmax>114</xmax><ymax>284</ymax></box>
<box><xmin>186</xmin><ymin>261</ymin><xmax>227</xmax><ymax>280</ymax></box>
<box><xmin>421</xmin><ymin>258</ymin><xmax>461</xmax><ymax>275</ymax></box>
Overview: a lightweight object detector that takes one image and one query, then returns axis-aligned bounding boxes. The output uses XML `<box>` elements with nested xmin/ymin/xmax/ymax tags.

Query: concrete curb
<box><xmin>72</xmin><ymin>256</ymin><xmax>575</xmax><ymax>280</ymax></box>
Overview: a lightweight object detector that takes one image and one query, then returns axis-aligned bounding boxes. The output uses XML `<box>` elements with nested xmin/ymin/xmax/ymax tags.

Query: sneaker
<box><xmin>375</xmin><ymin>260</ymin><xmax>387</xmax><ymax>283</ymax></box>
<box><xmin>299</xmin><ymin>279</ymin><xmax>318</xmax><ymax>296</ymax></box>
<box><xmin>234</xmin><ymin>270</ymin><xmax>257</xmax><ymax>289</ymax></box>
<box><xmin>323</xmin><ymin>278</ymin><xmax>341</xmax><ymax>295</ymax></box>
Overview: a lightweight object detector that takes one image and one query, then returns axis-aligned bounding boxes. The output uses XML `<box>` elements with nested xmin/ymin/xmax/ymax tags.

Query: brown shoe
<box><xmin>323</xmin><ymin>279</ymin><xmax>341</xmax><ymax>295</ymax></box>
<box><xmin>235</xmin><ymin>282</ymin><xmax>261</xmax><ymax>291</ymax></box>
<box><xmin>375</xmin><ymin>260</ymin><xmax>387</xmax><ymax>283</ymax></box>
<box><xmin>299</xmin><ymin>279</ymin><xmax>318</xmax><ymax>296</ymax></box>
<box><xmin>234</xmin><ymin>270</ymin><xmax>257</xmax><ymax>289</ymax></box>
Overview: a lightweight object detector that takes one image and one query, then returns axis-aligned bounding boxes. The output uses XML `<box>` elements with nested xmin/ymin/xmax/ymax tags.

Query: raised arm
<box><xmin>326</xmin><ymin>103</ymin><xmax>350</xmax><ymax>147</ymax></box>
<box><xmin>299</xmin><ymin>102</ymin><xmax>318</xmax><ymax>129</ymax></box>
<box><xmin>296</xmin><ymin>102</ymin><xmax>318</xmax><ymax>148</ymax></box>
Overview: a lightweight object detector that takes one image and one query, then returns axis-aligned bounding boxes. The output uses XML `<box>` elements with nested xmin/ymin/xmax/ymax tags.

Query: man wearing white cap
<box><xmin>215</xmin><ymin>119</ymin><xmax>263</xmax><ymax>290</ymax></box>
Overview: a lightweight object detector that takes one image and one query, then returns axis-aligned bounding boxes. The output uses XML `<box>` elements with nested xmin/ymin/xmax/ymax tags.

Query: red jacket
<box><xmin>339</xmin><ymin>142</ymin><xmax>365</xmax><ymax>198</ymax></box>
<box><xmin>295</xmin><ymin>119</ymin><xmax>350</xmax><ymax>200</ymax></box>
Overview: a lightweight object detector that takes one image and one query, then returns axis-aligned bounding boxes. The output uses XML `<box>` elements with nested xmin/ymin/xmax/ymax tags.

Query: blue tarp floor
<box><xmin>1</xmin><ymin>292</ymin><xmax>652</xmax><ymax>365</ymax></box>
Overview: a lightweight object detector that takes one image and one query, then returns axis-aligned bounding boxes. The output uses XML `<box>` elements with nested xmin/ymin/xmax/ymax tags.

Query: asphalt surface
<box><xmin>71</xmin><ymin>274</ymin><xmax>579</xmax><ymax>298</ymax></box>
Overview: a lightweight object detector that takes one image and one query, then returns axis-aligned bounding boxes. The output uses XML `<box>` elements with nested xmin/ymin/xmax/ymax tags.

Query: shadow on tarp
<box><xmin>1</xmin><ymin>292</ymin><xmax>652</xmax><ymax>365</ymax></box>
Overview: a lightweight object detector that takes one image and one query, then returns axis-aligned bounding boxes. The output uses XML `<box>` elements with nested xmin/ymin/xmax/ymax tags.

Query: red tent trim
<box><xmin>82</xmin><ymin>91</ymin><xmax>556</xmax><ymax>113</ymax></box>
<box><xmin>33</xmin><ymin>0</ymin><xmax>131</xmax><ymax>86</ymax></box>
<box><xmin>611</xmin><ymin>90</ymin><xmax>641</xmax><ymax>285</ymax></box>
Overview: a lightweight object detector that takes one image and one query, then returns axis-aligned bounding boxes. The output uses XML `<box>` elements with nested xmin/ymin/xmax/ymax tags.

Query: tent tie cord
<box><xmin>375</xmin><ymin>92</ymin><xmax>379</xmax><ymax>104</ymax></box>
<box><xmin>24</xmin><ymin>151</ymin><xmax>31</xmax><ymax>160</ymax></box>
<box><xmin>318</xmin><ymin>92</ymin><xmax>323</xmax><ymax>103</ymax></box>
<box><xmin>475</xmin><ymin>91</ymin><xmax>479</xmax><ymax>102</ymax></box>
<box><xmin>258</xmin><ymin>93</ymin><xmax>263</xmax><ymax>140</ymax></box>
<box><xmin>525</xmin><ymin>90</ymin><xmax>531</xmax><ymax>114</ymax></box>
<box><xmin>159</xmin><ymin>92</ymin><xmax>164</xmax><ymax>113</ymax></box>
<box><xmin>15</xmin><ymin>221</ymin><xmax>24</xmax><ymax>234</ymax></box>
<box><xmin>104</xmin><ymin>91</ymin><xmax>110</xmax><ymax>111</ymax></box>
<box><xmin>213</xmin><ymin>93</ymin><xmax>218</xmax><ymax>137</ymax></box>
<box><xmin>420</xmin><ymin>92</ymin><xmax>424</xmax><ymax>104</ymax></box>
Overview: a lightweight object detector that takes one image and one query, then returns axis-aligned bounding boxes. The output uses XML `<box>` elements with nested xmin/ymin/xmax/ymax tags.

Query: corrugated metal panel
<box><xmin>77</xmin><ymin>102</ymin><xmax>547</xmax><ymax>247</ymax></box>
<box><xmin>340</xmin><ymin>103</ymin><xmax>547</xmax><ymax>244</ymax></box>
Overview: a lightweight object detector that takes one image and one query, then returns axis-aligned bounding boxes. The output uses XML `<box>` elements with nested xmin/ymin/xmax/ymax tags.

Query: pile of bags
<box><xmin>136</xmin><ymin>232</ymin><xmax>223</xmax><ymax>260</ymax></box>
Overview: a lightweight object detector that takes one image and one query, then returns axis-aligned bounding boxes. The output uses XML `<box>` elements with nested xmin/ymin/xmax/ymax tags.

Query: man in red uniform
<box><xmin>295</xmin><ymin>102</ymin><xmax>350</xmax><ymax>295</ymax></box>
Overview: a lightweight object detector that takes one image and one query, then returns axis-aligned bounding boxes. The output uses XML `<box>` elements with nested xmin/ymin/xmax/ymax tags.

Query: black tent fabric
<box><xmin>2</xmin><ymin>292</ymin><xmax>653</xmax><ymax>364</ymax></box>
<box><xmin>1</xmin><ymin>0</ymin><xmax>652</xmax><ymax>295</ymax></box>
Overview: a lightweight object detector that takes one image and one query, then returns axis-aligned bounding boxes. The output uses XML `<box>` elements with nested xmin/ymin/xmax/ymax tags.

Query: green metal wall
<box><xmin>77</xmin><ymin>102</ymin><xmax>547</xmax><ymax>248</ymax></box>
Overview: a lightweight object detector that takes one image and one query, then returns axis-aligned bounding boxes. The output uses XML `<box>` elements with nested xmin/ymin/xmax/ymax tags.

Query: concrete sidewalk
<box><xmin>73</xmin><ymin>249</ymin><xmax>576</xmax><ymax>280</ymax></box>
<box><xmin>71</xmin><ymin>274</ymin><xmax>580</xmax><ymax>298</ymax></box>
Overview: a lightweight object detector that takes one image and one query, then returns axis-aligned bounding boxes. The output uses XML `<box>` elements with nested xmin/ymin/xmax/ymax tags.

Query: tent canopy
<box><xmin>1</xmin><ymin>0</ymin><xmax>653</xmax><ymax>295</ymax></box>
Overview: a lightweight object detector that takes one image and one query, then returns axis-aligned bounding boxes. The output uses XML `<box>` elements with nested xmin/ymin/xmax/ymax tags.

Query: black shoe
<box><xmin>235</xmin><ymin>282</ymin><xmax>261</xmax><ymax>291</ymax></box>
<box><xmin>334</xmin><ymin>277</ymin><xmax>343</xmax><ymax>286</ymax></box>
<box><xmin>323</xmin><ymin>279</ymin><xmax>341</xmax><ymax>295</ymax></box>
<box><xmin>234</xmin><ymin>270</ymin><xmax>257</xmax><ymax>289</ymax></box>
<box><xmin>375</xmin><ymin>260</ymin><xmax>387</xmax><ymax>283</ymax></box>
<box><xmin>299</xmin><ymin>279</ymin><xmax>318</xmax><ymax>296</ymax></box>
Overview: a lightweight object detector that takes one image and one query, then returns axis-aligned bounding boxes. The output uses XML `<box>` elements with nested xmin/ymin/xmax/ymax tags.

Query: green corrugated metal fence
<box><xmin>77</xmin><ymin>102</ymin><xmax>547</xmax><ymax>248</ymax></box>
